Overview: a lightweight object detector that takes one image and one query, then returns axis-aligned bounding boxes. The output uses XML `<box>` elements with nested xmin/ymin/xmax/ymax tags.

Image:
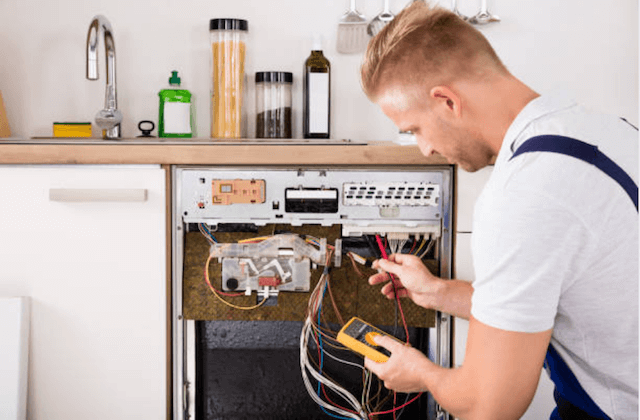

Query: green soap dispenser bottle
<box><xmin>158</xmin><ymin>71</ymin><xmax>193</xmax><ymax>138</ymax></box>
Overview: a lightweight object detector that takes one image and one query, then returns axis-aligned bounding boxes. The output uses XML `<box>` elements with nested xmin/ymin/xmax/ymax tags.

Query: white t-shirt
<box><xmin>470</xmin><ymin>93</ymin><xmax>639</xmax><ymax>419</ymax></box>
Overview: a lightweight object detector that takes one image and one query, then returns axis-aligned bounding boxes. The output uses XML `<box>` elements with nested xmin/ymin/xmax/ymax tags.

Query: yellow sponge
<box><xmin>53</xmin><ymin>122</ymin><xmax>92</xmax><ymax>138</ymax></box>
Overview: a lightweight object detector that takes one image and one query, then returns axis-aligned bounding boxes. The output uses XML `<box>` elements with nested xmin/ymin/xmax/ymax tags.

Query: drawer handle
<box><xmin>49</xmin><ymin>188</ymin><xmax>148</xmax><ymax>202</ymax></box>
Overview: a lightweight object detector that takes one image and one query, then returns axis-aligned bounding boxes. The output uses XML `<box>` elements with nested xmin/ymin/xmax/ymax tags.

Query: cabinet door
<box><xmin>456</xmin><ymin>166</ymin><xmax>493</xmax><ymax>233</ymax></box>
<box><xmin>0</xmin><ymin>165</ymin><xmax>166</xmax><ymax>420</ymax></box>
<box><xmin>454</xmin><ymin>174</ymin><xmax>556</xmax><ymax>420</ymax></box>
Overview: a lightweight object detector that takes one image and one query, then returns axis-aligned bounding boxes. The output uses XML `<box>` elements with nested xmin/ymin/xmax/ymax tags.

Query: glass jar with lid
<box><xmin>210</xmin><ymin>18</ymin><xmax>248</xmax><ymax>139</ymax></box>
<box><xmin>255</xmin><ymin>72</ymin><xmax>293</xmax><ymax>139</ymax></box>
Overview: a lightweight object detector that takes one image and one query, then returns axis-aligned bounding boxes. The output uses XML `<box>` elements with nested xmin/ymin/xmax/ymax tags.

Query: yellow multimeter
<box><xmin>337</xmin><ymin>317</ymin><xmax>404</xmax><ymax>363</ymax></box>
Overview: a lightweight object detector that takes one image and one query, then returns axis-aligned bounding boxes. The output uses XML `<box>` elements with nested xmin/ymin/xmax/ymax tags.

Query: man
<box><xmin>361</xmin><ymin>2</ymin><xmax>638</xmax><ymax>419</ymax></box>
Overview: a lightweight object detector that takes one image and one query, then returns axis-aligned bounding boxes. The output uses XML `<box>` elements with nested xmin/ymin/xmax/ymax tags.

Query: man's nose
<box><xmin>420</xmin><ymin>141</ymin><xmax>436</xmax><ymax>156</ymax></box>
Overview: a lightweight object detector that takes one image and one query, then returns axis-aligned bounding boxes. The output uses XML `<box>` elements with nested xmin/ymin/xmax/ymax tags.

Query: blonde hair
<box><xmin>361</xmin><ymin>1</ymin><xmax>507</xmax><ymax>101</ymax></box>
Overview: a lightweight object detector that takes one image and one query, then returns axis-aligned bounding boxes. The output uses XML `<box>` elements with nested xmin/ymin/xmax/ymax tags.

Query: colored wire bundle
<box><xmin>198</xmin><ymin>223</ymin><xmax>218</xmax><ymax>244</ymax></box>
<box><xmin>370</xmin><ymin>234</ymin><xmax>426</xmax><ymax>420</ymax></box>
<box><xmin>198</xmin><ymin>227</ymin><xmax>428</xmax><ymax>417</ymax></box>
<box><xmin>300</xmin><ymin>239</ymin><xmax>425</xmax><ymax>419</ymax></box>
<box><xmin>301</xmin><ymin>249</ymin><xmax>367</xmax><ymax>419</ymax></box>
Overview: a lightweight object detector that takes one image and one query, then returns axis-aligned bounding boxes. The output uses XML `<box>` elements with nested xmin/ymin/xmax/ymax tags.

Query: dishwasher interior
<box><xmin>172</xmin><ymin>165</ymin><xmax>453</xmax><ymax>420</ymax></box>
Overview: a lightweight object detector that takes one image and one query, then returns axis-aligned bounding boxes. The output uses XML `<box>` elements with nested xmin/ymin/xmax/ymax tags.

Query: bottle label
<box><xmin>164</xmin><ymin>102</ymin><xmax>191</xmax><ymax>134</ymax></box>
<box><xmin>308</xmin><ymin>73</ymin><xmax>329</xmax><ymax>134</ymax></box>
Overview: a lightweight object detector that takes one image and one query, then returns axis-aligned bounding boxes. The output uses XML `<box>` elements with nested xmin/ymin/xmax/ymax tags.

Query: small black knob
<box><xmin>226</xmin><ymin>278</ymin><xmax>239</xmax><ymax>291</ymax></box>
<box><xmin>137</xmin><ymin>120</ymin><xmax>156</xmax><ymax>138</ymax></box>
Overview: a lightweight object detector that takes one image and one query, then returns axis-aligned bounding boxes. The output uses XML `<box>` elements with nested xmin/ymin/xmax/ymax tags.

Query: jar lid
<box><xmin>210</xmin><ymin>19</ymin><xmax>248</xmax><ymax>31</ymax></box>
<box><xmin>255</xmin><ymin>72</ymin><xmax>293</xmax><ymax>83</ymax></box>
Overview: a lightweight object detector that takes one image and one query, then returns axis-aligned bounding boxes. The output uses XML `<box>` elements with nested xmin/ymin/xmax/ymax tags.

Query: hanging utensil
<box><xmin>367</xmin><ymin>0</ymin><xmax>395</xmax><ymax>37</ymax></box>
<box><xmin>336</xmin><ymin>0</ymin><xmax>369</xmax><ymax>54</ymax></box>
<box><xmin>451</xmin><ymin>0</ymin><xmax>468</xmax><ymax>21</ymax></box>
<box><xmin>468</xmin><ymin>0</ymin><xmax>500</xmax><ymax>24</ymax></box>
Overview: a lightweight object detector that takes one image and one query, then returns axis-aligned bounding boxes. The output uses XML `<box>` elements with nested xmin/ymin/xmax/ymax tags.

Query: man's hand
<box><xmin>363</xmin><ymin>335</ymin><xmax>431</xmax><ymax>393</ymax></box>
<box><xmin>369</xmin><ymin>253</ymin><xmax>444</xmax><ymax>309</ymax></box>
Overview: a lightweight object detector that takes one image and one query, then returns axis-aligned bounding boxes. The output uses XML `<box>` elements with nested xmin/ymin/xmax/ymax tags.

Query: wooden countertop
<box><xmin>0</xmin><ymin>138</ymin><xmax>449</xmax><ymax>165</ymax></box>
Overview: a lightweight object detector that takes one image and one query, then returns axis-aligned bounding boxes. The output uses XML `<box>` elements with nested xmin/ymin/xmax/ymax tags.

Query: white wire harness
<box><xmin>299</xmin><ymin>265</ymin><xmax>367</xmax><ymax>420</ymax></box>
<box><xmin>300</xmin><ymin>318</ymin><xmax>366</xmax><ymax>420</ymax></box>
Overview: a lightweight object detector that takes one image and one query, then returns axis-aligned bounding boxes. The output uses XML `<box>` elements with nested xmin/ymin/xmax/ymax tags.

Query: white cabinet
<box><xmin>453</xmin><ymin>166</ymin><xmax>491</xmax><ymax>369</ymax></box>
<box><xmin>0</xmin><ymin>297</ymin><xmax>30</xmax><ymax>420</ymax></box>
<box><xmin>454</xmin><ymin>166</ymin><xmax>556</xmax><ymax>419</ymax></box>
<box><xmin>0</xmin><ymin>165</ymin><xmax>167</xmax><ymax>420</ymax></box>
<box><xmin>455</xmin><ymin>166</ymin><xmax>493</xmax><ymax>233</ymax></box>
<box><xmin>453</xmin><ymin>233</ymin><xmax>472</xmax><ymax>368</ymax></box>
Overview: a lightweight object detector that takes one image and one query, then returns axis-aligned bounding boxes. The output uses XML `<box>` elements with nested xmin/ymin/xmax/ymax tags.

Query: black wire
<box><xmin>365</xmin><ymin>234</ymin><xmax>382</xmax><ymax>259</ymax></box>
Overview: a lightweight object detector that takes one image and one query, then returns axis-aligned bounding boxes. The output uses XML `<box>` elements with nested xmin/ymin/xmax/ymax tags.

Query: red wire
<box><xmin>408</xmin><ymin>238</ymin><xmax>417</xmax><ymax>254</ymax></box>
<box><xmin>375</xmin><ymin>235</ymin><xmax>415</xmax><ymax>417</ymax></box>
<box><xmin>321</xmin><ymin>384</ymin><xmax>358</xmax><ymax>415</ymax></box>
<box><xmin>374</xmin><ymin>235</ymin><xmax>410</xmax><ymax>343</ymax></box>
<box><xmin>375</xmin><ymin>235</ymin><xmax>389</xmax><ymax>259</ymax></box>
<box><xmin>390</xmin><ymin>272</ymin><xmax>410</xmax><ymax>344</ymax></box>
<box><xmin>368</xmin><ymin>393</ymin><xmax>423</xmax><ymax>419</ymax></box>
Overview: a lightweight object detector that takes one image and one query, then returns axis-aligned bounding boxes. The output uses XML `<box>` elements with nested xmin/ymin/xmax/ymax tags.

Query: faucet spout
<box><xmin>86</xmin><ymin>15</ymin><xmax>122</xmax><ymax>139</ymax></box>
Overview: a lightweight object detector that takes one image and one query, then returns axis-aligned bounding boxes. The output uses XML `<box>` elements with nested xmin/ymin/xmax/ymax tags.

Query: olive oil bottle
<box><xmin>303</xmin><ymin>36</ymin><xmax>330</xmax><ymax>139</ymax></box>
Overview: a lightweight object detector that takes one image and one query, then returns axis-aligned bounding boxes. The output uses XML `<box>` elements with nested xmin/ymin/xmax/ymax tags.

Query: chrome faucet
<box><xmin>86</xmin><ymin>15</ymin><xmax>122</xmax><ymax>139</ymax></box>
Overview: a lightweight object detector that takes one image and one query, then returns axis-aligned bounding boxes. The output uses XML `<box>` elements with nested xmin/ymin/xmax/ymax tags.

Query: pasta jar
<box><xmin>210</xmin><ymin>18</ymin><xmax>248</xmax><ymax>139</ymax></box>
<box><xmin>255</xmin><ymin>72</ymin><xmax>293</xmax><ymax>139</ymax></box>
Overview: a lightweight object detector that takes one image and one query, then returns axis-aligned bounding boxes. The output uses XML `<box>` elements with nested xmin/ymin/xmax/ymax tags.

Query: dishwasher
<box><xmin>171</xmin><ymin>164</ymin><xmax>454</xmax><ymax>420</ymax></box>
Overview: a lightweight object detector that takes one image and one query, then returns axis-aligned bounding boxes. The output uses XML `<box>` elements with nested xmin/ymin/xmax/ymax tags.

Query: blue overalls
<box><xmin>510</xmin><ymin>133</ymin><xmax>639</xmax><ymax>419</ymax></box>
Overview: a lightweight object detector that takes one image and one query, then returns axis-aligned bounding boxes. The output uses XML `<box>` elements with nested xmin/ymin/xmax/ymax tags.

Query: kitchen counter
<box><xmin>0</xmin><ymin>138</ymin><xmax>449</xmax><ymax>165</ymax></box>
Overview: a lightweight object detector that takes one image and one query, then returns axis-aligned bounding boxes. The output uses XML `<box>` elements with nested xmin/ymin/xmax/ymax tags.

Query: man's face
<box><xmin>376</xmin><ymin>87</ymin><xmax>491</xmax><ymax>172</ymax></box>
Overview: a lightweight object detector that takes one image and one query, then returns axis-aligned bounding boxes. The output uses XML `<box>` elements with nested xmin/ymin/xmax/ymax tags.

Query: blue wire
<box><xmin>200</xmin><ymin>223</ymin><xmax>217</xmax><ymax>243</ymax></box>
<box><xmin>316</xmin><ymin>281</ymin><xmax>355</xmax><ymax>420</ymax></box>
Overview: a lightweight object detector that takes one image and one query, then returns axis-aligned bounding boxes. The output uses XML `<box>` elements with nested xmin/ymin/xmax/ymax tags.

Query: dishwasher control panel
<box><xmin>178</xmin><ymin>167</ymin><xmax>450</xmax><ymax>233</ymax></box>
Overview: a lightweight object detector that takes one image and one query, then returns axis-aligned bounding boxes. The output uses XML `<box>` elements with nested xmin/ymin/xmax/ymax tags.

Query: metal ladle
<box><xmin>367</xmin><ymin>0</ymin><xmax>395</xmax><ymax>37</ymax></box>
<box><xmin>468</xmin><ymin>0</ymin><xmax>500</xmax><ymax>25</ymax></box>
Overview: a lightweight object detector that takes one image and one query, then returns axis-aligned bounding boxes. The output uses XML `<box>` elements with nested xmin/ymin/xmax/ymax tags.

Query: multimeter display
<box><xmin>337</xmin><ymin>317</ymin><xmax>403</xmax><ymax>363</ymax></box>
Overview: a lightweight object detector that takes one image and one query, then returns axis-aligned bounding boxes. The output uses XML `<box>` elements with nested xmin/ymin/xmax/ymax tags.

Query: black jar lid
<box><xmin>210</xmin><ymin>19</ymin><xmax>248</xmax><ymax>31</ymax></box>
<box><xmin>255</xmin><ymin>72</ymin><xmax>293</xmax><ymax>83</ymax></box>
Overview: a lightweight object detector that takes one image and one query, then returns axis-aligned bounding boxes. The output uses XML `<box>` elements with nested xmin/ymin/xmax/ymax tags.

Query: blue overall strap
<box><xmin>545</xmin><ymin>344</ymin><xmax>611</xmax><ymax>420</ymax></box>
<box><xmin>509</xmin><ymin>134</ymin><xmax>636</xmax><ymax>419</ymax></box>
<box><xmin>509</xmin><ymin>135</ymin><xmax>638</xmax><ymax>211</ymax></box>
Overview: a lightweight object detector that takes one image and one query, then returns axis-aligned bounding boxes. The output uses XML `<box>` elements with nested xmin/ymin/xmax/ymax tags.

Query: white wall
<box><xmin>0</xmin><ymin>0</ymin><xmax>637</xmax><ymax>140</ymax></box>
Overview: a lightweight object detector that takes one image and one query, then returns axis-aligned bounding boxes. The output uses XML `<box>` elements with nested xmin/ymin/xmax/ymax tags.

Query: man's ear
<box><xmin>429</xmin><ymin>86</ymin><xmax>461</xmax><ymax>119</ymax></box>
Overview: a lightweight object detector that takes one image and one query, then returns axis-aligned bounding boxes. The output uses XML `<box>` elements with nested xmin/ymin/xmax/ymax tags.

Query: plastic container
<box><xmin>255</xmin><ymin>72</ymin><xmax>293</xmax><ymax>139</ymax></box>
<box><xmin>210</xmin><ymin>18</ymin><xmax>248</xmax><ymax>139</ymax></box>
<box><xmin>158</xmin><ymin>71</ymin><xmax>193</xmax><ymax>138</ymax></box>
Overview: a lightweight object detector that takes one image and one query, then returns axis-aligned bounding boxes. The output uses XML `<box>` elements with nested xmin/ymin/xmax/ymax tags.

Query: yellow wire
<box><xmin>237</xmin><ymin>236</ymin><xmax>271</xmax><ymax>243</ymax></box>
<box><xmin>413</xmin><ymin>239</ymin><xmax>427</xmax><ymax>255</ymax></box>
<box><xmin>305</xmin><ymin>237</ymin><xmax>335</xmax><ymax>249</ymax></box>
<box><xmin>204</xmin><ymin>254</ymin><xmax>267</xmax><ymax>311</ymax></box>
